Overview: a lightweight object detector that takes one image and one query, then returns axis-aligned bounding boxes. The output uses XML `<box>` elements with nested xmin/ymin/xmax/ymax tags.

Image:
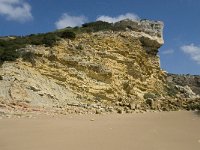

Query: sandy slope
<box><xmin>0</xmin><ymin>111</ymin><xmax>200</xmax><ymax>150</ymax></box>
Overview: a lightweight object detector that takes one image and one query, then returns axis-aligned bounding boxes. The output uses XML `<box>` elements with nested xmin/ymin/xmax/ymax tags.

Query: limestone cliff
<box><xmin>0</xmin><ymin>19</ymin><xmax>199</xmax><ymax>116</ymax></box>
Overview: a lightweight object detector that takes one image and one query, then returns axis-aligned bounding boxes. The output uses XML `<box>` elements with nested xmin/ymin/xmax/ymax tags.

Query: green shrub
<box><xmin>0</xmin><ymin>33</ymin><xmax>60</xmax><ymax>64</ymax></box>
<box><xmin>0</xmin><ymin>49</ymin><xmax>20</xmax><ymax>62</ymax></box>
<box><xmin>60</xmin><ymin>31</ymin><xmax>76</xmax><ymax>40</ymax></box>
<box><xmin>82</xmin><ymin>21</ymin><xmax>113</xmax><ymax>32</ymax></box>
<box><xmin>26</xmin><ymin>33</ymin><xmax>60</xmax><ymax>47</ymax></box>
<box><xmin>28</xmin><ymin>35</ymin><xmax>44</xmax><ymax>45</ymax></box>
<box><xmin>42</xmin><ymin>34</ymin><xmax>59</xmax><ymax>47</ymax></box>
<box><xmin>22</xmin><ymin>51</ymin><xmax>36</xmax><ymax>65</ymax></box>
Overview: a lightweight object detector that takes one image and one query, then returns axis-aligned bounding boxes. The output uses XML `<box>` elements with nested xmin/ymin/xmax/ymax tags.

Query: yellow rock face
<box><xmin>1</xmin><ymin>30</ymin><xmax>166</xmax><ymax>107</ymax></box>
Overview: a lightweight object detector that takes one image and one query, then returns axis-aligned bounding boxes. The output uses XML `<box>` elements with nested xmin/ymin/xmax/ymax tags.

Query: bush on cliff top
<box><xmin>56</xmin><ymin>21</ymin><xmax>127</xmax><ymax>34</ymax></box>
<box><xmin>60</xmin><ymin>31</ymin><xmax>76</xmax><ymax>39</ymax></box>
<box><xmin>82</xmin><ymin>21</ymin><xmax>113</xmax><ymax>32</ymax></box>
<box><xmin>0</xmin><ymin>20</ymin><xmax>129</xmax><ymax>64</ymax></box>
<box><xmin>0</xmin><ymin>32</ymin><xmax>67</xmax><ymax>63</ymax></box>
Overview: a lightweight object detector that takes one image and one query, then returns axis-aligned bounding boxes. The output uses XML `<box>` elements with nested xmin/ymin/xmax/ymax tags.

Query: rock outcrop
<box><xmin>167</xmin><ymin>74</ymin><xmax>200</xmax><ymax>95</ymax></box>
<box><xmin>0</xmin><ymin>19</ymin><xmax>199</xmax><ymax>117</ymax></box>
<box><xmin>115</xmin><ymin>19</ymin><xmax>164</xmax><ymax>54</ymax></box>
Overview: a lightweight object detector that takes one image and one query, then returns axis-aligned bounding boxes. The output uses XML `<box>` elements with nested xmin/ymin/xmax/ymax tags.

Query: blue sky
<box><xmin>0</xmin><ymin>0</ymin><xmax>200</xmax><ymax>75</ymax></box>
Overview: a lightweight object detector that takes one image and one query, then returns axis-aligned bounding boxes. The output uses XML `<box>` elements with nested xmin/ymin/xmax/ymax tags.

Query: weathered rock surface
<box><xmin>0</xmin><ymin>19</ymin><xmax>199</xmax><ymax>117</ymax></box>
<box><xmin>115</xmin><ymin>19</ymin><xmax>164</xmax><ymax>52</ymax></box>
<box><xmin>167</xmin><ymin>73</ymin><xmax>200</xmax><ymax>95</ymax></box>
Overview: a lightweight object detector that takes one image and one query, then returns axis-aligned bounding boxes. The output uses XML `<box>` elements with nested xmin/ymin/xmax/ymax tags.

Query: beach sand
<box><xmin>0</xmin><ymin>111</ymin><xmax>200</xmax><ymax>150</ymax></box>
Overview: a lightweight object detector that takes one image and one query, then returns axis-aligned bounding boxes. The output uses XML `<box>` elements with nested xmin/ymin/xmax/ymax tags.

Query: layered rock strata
<box><xmin>0</xmin><ymin>19</ymin><xmax>199</xmax><ymax>116</ymax></box>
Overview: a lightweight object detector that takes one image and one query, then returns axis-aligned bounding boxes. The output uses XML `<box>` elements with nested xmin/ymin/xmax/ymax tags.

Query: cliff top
<box><xmin>0</xmin><ymin>19</ymin><xmax>164</xmax><ymax>64</ymax></box>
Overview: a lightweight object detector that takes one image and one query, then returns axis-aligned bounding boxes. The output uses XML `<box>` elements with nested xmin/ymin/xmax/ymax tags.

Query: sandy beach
<box><xmin>0</xmin><ymin>111</ymin><xmax>200</xmax><ymax>150</ymax></box>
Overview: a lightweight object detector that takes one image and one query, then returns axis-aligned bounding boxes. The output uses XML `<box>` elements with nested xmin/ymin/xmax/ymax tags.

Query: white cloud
<box><xmin>55</xmin><ymin>13</ymin><xmax>87</xmax><ymax>29</ymax></box>
<box><xmin>96</xmin><ymin>13</ymin><xmax>140</xmax><ymax>23</ymax></box>
<box><xmin>181</xmin><ymin>43</ymin><xmax>200</xmax><ymax>64</ymax></box>
<box><xmin>0</xmin><ymin>0</ymin><xmax>33</xmax><ymax>22</ymax></box>
<box><xmin>161</xmin><ymin>49</ymin><xmax>174</xmax><ymax>55</ymax></box>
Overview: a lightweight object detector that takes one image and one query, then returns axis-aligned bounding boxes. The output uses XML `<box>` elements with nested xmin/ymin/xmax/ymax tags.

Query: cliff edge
<box><xmin>0</xmin><ymin>19</ymin><xmax>199</xmax><ymax>117</ymax></box>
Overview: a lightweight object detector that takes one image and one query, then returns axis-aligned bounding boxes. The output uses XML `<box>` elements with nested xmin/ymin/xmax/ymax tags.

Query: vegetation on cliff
<box><xmin>0</xmin><ymin>21</ymin><xmax>124</xmax><ymax>63</ymax></box>
<box><xmin>0</xmin><ymin>33</ymin><xmax>58</xmax><ymax>63</ymax></box>
<box><xmin>0</xmin><ymin>20</ymin><xmax>162</xmax><ymax>64</ymax></box>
